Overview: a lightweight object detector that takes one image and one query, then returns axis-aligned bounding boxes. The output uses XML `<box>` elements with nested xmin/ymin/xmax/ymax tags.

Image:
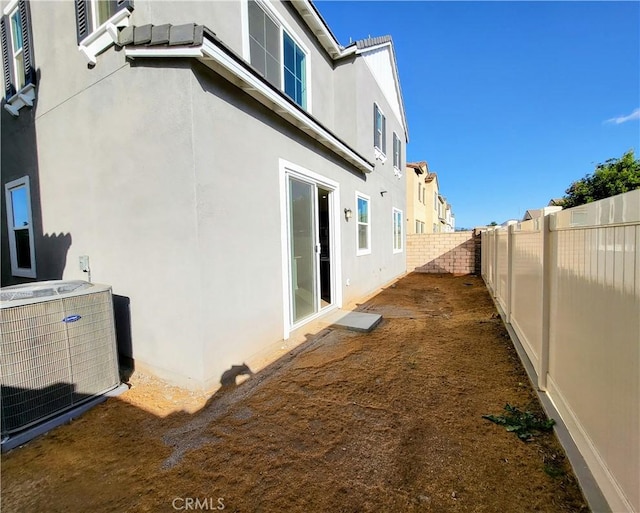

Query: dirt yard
<box><xmin>1</xmin><ymin>273</ymin><xmax>588</xmax><ymax>513</ymax></box>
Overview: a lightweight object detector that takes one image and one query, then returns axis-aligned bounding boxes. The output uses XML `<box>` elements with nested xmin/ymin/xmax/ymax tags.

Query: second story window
<box><xmin>76</xmin><ymin>0</ymin><xmax>132</xmax><ymax>42</ymax></box>
<box><xmin>1</xmin><ymin>0</ymin><xmax>35</xmax><ymax>115</ymax></box>
<box><xmin>373</xmin><ymin>103</ymin><xmax>386</xmax><ymax>159</ymax></box>
<box><xmin>248</xmin><ymin>0</ymin><xmax>307</xmax><ymax>110</ymax></box>
<box><xmin>93</xmin><ymin>1</ymin><xmax>116</xmax><ymax>29</ymax></box>
<box><xmin>248</xmin><ymin>0</ymin><xmax>280</xmax><ymax>88</ymax></box>
<box><xmin>75</xmin><ymin>0</ymin><xmax>133</xmax><ymax>65</ymax></box>
<box><xmin>9</xmin><ymin>8</ymin><xmax>24</xmax><ymax>91</ymax></box>
<box><xmin>283</xmin><ymin>32</ymin><xmax>306</xmax><ymax>109</ymax></box>
<box><xmin>393</xmin><ymin>132</ymin><xmax>402</xmax><ymax>173</ymax></box>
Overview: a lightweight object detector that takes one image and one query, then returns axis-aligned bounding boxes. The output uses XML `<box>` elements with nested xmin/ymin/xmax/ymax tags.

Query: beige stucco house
<box><xmin>405</xmin><ymin>161</ymin><xmax>428</xmax><ymax>234</ymax></box>
<box><xmin>406</xmin><ymin>161</ymin><xmax>455</xmax><ymax>233</ymax></box>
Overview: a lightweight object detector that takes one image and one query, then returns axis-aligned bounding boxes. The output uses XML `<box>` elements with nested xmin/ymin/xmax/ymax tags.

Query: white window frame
<box><xmin>5</xmin><ymin>176</ymin><xmax>36</xmax><ymax>278</ymax></box>
<box><xmin>393</xmin><ymin>132</ymin><xmax>402</xmax><ymax>174</ymax></box>
<box><xmin>278</xmin><ymin>159</ymin><xmax>342</xmax><ymax>340</ymax></box>
<box><xmin>77</xmin><ymin>2</ymin><xmax>132</xmax><ymax>66</ymax></box>
<box><xmin>393</xmin><ymin>208</ymin><xmax>403</xmax><ymax>253</ymax></box>
<box><xmin>245</xmin><ymin>0</ymin><xmax>312</xmax><ymax>112</ymax></box>
<box><xmin>8</xmin><ymin>5</ymin><xmax>23</xmax><ymax>91</ymax></box>
<box><xmin>355</xmin><ymin>191</ymin><xmax>371</xmax><ymax>256</ymax></box>
<box><xmin>282</xmin><ymin>31</ymin><xmax>307</xmax><ymax>110</ymax></box>
<box><xmin>374</xmin><ymin>102</ymin><xmax>386</xmax><ymax>161</ymax></box>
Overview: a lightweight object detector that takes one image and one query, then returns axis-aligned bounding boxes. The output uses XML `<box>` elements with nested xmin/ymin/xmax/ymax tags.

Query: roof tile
<box><xmin>355</xmin><ymin>35</ymin><xmax>392</xmax><ymax>49</ymax></box>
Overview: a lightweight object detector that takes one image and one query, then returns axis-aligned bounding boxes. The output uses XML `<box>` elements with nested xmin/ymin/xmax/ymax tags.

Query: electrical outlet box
<box><xmin>79</xmin><ymin>255</ymin><xmax>90</xmax><ymax>272</ymax></box>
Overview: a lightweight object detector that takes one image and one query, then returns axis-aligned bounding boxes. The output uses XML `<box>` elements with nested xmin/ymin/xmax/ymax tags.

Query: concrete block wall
<box><xmin>407</xmin><ymin>231</ymin><xmax>480</xmax><ymax>274</ymax></box>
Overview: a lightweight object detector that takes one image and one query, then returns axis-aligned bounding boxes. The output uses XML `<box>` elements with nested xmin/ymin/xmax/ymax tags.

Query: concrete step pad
<box><xmin>324</xmin><ymin>309</ymin><xmax>382</xmax><ymax>333</ymax></box>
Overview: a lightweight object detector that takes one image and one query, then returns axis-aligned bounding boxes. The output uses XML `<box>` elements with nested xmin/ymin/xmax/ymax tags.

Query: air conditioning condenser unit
<box><xmin>1</xmin><ymin>280</ymin><xmax>121</xmax><ymax>445</ymax></box>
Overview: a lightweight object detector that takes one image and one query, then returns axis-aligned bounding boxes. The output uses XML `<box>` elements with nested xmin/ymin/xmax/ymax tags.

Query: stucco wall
<box><xmin>37</xmin><ymin>63</ymin><xmax>207</xmax><ymax>387</ymax></box>
<box><xmin>407</xmin><ymin>232</ymin><xmax>480</xmax><ymax>275</ymax></box>
<box><xmin>405</xmin><ymin>166</ymin><xmax>431</xmax><ymax>235</ymax></box>
<box><xmin>189</xmin><ymin>63</ymin><xmax>406</xmax><ymax>387</ymax></box>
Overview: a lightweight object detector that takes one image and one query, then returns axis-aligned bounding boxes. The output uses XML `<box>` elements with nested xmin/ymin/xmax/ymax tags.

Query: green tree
<box><xmin>563</xmin><ymin>150</ymin><xmax>640</xmax><ymax>208</ymax></box>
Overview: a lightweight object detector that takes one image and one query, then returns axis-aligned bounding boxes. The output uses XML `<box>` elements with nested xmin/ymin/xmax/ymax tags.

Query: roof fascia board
<box><xmin>290</xmin><ymin>0</ymin><xmax>343</xmax><ymax>58</ymax></box>
<box><xmin>354</xmin><ymin>42</ymin><xmax>392</xmax><ymax>55</ymax></box>
<box><xmin>337</xmin><ymin>46</ymin><xmax>357</xmax><ymax>58</ymax></box>
<box><xmin>289</xmin><ymin>1</ymin><xmax>359</xmax><ymax>60</ymax></box>
<box><xmin>125</xmin><ymin>47</ymin><xmax>204</xmax><ymax>58</ymax></box>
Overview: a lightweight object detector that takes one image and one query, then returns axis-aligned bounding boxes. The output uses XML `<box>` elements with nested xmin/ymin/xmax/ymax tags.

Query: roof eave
<box><xmin>290</xmin><ymin>0</ymin><xmax>348</xmax><ymax>59</ymax></box>
<box><xmin>124</xmin><ymin>31</ymin><xmax>374</xmax><ymax>175</ymax></box>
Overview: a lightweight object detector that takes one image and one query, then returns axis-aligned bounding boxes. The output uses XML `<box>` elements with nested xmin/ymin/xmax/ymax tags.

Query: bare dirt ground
<box><xmin>1</xmin><ymin>273</ymin><xmax>588</xmax><ymax>513</ymax></box>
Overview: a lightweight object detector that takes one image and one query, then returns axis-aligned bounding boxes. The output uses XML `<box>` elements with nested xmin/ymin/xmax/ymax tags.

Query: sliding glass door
<box><xmin>289</xmin><ymin>177</ymin><xmax>317</xmax><ymax>323</ymax></box>
<box><xmin>287</xmin><ymin>176</ymin><xmax>333</xmax><ymax>325</ymax></box>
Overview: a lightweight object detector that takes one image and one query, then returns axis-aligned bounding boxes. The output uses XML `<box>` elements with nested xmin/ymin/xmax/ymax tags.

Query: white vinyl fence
<box><xmin>482</xmin><ymin>190</ymin><xmax>639</xmax><ymax>513</ymax></box>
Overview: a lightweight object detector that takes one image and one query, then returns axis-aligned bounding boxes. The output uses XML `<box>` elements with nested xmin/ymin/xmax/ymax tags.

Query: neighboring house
<box><xmin>444</xmin><ymin>204</ymin><xmax>455</xmax><ymax>232</ymax></box>
<box><xmin>405</xmin><ymin>162</ymin><xmax>455</xmax><ymax>234</ymax></box>
<box><xmin>405</xmin><ymin>161</ymin><xmax>428</xmax><ymax>234</ymax></box>
<box><xmin>435</xmin><ymin>194</ymin><xmax>455</xmax><ymax>233</ymax></box>
<box><xmin>522</xmin><ymin>206</ymin><xmax>562</xmax><ymax>221</ymax></box>
<box><xmin>435</xmin><ymin>193</ymin><xmax>446</xmax><ymax>232</ymax></box>
<box><xmin>1</xmin><ymin>0</ymin><xmax>409</xmax><ymax>390</ymax></box>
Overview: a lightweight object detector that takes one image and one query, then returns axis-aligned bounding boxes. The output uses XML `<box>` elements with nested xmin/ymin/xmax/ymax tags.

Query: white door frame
<box><xmin>279</xmin><ymin>159</ymin><xmax>342</xmax><ymax>340</ymax></box>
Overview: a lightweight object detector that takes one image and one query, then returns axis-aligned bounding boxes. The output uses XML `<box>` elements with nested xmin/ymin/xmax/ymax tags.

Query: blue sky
<box><xmin>315</xmin><ymin>1</ymin><xmax>640</xmax><ymax>228</ymax></box>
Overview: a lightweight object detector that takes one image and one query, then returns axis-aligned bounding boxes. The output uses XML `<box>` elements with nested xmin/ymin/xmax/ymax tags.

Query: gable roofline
<box><xmin>290</xmin><ymin>0</ymin><xmax>354</xmax><ymax>59</ymax></box>
<box><xmin>424</xmin><ymin>172</ymin><xmax>439</xmax><ymax>189</ymax></box>
<box><xmin>354</xmin><ymin>35</ymin><xmax>392</xmax><ymax>50</ymax></box>
<box><xmin>407</xmin><ymin>161</ymin><xmax>428</xmax><ymax>175</ymax></box>
<box><xmin>289</xmin><ymin>3</ymin><xmax>409</xmax><ymax>143</ymax></box>
<box><xmin>523</xmin><ymin>209</ymin><xmax>542</xmax><ymax>221</ymax></box>
<box><xmin>353</xmin><ymin>36</ymin><xmax>409</xmax><ymax>144</ymax></box>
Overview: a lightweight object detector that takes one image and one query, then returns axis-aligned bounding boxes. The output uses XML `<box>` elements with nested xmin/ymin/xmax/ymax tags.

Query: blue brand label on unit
<box><xmin>62</xmin><ymin>315</ymin><xmax>82</xmax><ymax>323</ymax></box>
